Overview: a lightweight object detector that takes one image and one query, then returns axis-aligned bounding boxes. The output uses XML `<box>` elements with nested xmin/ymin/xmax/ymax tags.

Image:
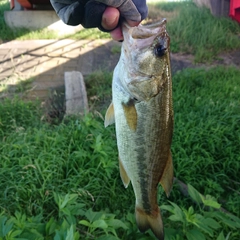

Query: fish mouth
<box><xmin>121</xmin><ymin>19</ymin><xmax>170</xmax><ymax>101</ymax></box>
<box><xmin>122</xmin><ymin>19</ymin><xmax>167</xmax><ymax>47</ymax></box>
<box><xmin>131</xmin><ymin>19</ymin><xmax>167</xmax><ymax>39</ymax></box>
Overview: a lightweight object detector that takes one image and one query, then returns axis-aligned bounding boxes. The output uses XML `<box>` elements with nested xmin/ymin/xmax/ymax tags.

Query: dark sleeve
<box><xmin>50</xmin><ymin>0</ymin><xmax>148</xmax><ymax>30</ymax></box>
<box><xmin>50</xmin><ymin>0</ymin><xmax>107</xmax><ymax>28</ymax></box>
<box><xmin>50</xmin><ymin>0</ymin><xmax>84</xmax><ymax>26</ymax></box>
<box><xmin>94</xmin><ymin>0</ymin><xmax>148</xmax><ymax>22</ymax></box>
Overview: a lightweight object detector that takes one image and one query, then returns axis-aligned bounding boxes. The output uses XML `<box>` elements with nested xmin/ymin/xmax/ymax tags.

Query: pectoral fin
<box><xmin>104</xmin><ymin>102</ymin><xmax>115</xmax><ymax>127</ymax></box>
<box><xmin>119</xmin><ymin>157</ymin><xmax>130</xmax><ymax>188</ymax></box>
<box><xmin>122</xmin><ymin>101</ymin><xmax>138</xmax><ymax>131</ymax></box>
<box><xmin>160</xmin><ymin>150</ymin><xmax>174</xmax><ymax>197</ymax></box>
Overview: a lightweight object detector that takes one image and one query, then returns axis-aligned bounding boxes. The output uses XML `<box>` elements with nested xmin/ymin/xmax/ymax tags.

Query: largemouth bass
<box><xmin>105</xmin><ymin>19</ymin><xmax>173</xmax><ymax>240</ymax></box>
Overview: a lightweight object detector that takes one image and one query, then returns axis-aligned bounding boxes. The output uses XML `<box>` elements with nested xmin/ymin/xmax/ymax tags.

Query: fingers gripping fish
<box><xmin>105</xmin><ymin>19</ymin><xmax>174</xmax><ymax>240</ymax></box>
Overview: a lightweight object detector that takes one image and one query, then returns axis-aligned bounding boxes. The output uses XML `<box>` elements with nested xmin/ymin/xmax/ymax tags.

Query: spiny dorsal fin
<box><xmin>122</xmin><ymin>100</ymin><xmax>137</xmax><ymax>131</ymax></box>
<box><xmin>104</xmin><ymin>102</ymin><xmax>115</xmax><ymax>127</ymax></box>
<box><xmin>119</xmin><ymin>157</ymin><xmax>130</xmax><ymax>188</ymax></box>
<box><xmin>160</xmin><ymin>150</ymin><xmax>174</xmax><ymax>197</ymax></box>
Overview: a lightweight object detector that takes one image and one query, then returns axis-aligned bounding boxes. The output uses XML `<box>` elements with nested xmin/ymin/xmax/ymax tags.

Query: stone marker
<box><xmin>64</xmin><ymin>71</ymin><xmax>89</xmax><ymax>116</ymax></box>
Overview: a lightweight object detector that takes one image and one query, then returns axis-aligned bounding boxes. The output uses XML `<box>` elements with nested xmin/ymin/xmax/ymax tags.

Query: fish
<box><xmin>104</xmin><ymin>19</ymin><xmax>173</xmax><ymax>240</ymax></box>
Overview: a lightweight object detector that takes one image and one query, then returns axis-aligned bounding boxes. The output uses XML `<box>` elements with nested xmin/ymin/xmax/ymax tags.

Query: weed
<box><xmin>0</xmin><ymin>0</ymin><xmax>59</xmax><ymax>41</ymax></box>
<box><xmin>0</xmin><ymin>67</ymin><xmax>240</xmax><ymax>239</ymax></box>
<box><xmin>85</xmin><ymin>71</ymin><xmax>113</xmax><ymax>112</ymax></box>
<box><xmin>166</xmin><ymin>2</ymin><xmax>240</xmax><ymax>62</ymax></box>
<box><xmin>162</xmin><ymin>184</ymin><xmax>240</xmax><ymax>240</ymax></box>
<box><xmin>0</xmin><ymin>0</ymin><xmax>109</xmax><ymax>41</ymax></box>
<box><xmin>171</xmin><ymin>67</ymin><xmax>240</xmax><ymax>216</ymax></box>
<box><xmin>0</xmin><ymin>97</ymin><xmax>42</xmax><ymax>137</ymax></box>
<box><xmin>149</xmin><ymin>0</ymin><xmax>185</xmax><ymax>13</ymax></box>
<box><xmin>147</xmin><ymin>1</ymin><xmax>240</xmax><ymax>62</ymax></box>
<box><xmin>111</xmin><ymin>45</ymin><xmax>121</xmax><ymax>54</ymax></box>
<box><xmin>2</xmin><ymin>0</ymin><xmax>240</xmax><ymax>63</ymax></box>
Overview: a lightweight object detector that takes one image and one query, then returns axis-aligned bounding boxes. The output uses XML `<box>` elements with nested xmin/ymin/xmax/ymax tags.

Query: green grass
<box><xmin>148</xmin><ymin>1</ymin><xmax>240</xmax><ymax>62</ymax></box>
<box><xmin>172</xmin><ymin>67</ymin><xmax>240</xmax><ymax>201</ymax></box>
<box><xmin>0</xmin><ymin>0</ymin><xmax>109</xmax><ymax>41</ymax></box>
<box><xmin>167</xmin><ymin>2</ymin><xmax>240</xmax><ymax>62</ymax></box>
<box><xmin>1</xmin><ymin>0</ymin><xmax>240</xmax><ymax>62</ymax></box>
<box><xmin>0</xmin><ymin>66</ymin><xmax>240</xmax><ymax>239</ymax></box>
<box><xmin>148</xmin><ymin>0</ymin><xmax>186</xmax><ymax>12</ymax></box>
<box><xmin>0</xmin><ymin>0</ymin><xmax>60</xmax><ymax>41</ymax></box>
<box><xmin>85</xmin><ymin>71</ymin><xmax>113</xmax><ymax>112</ymax></box>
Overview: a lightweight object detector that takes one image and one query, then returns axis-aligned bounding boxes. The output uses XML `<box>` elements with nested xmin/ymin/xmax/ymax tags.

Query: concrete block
<box><xmin>4</xmin><ymin>10</ymin><xmax>83</xmax><ymax>36</ymax></box>
<box><xmin>64</xmin><ymin>71</ymin><xmax>89</xmax><ymax>115</ymax></box>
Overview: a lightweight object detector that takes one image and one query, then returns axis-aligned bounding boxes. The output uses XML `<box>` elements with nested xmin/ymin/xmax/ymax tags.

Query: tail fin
<box><xmin>135</xmin><ymin>206</ymin><xmax>164</xmax><ymax>240</ymax></box>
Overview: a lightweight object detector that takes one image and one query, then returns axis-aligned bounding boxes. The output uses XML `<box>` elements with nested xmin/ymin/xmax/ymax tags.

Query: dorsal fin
<box><xmin>160</xmin><ymin>150</ymin><xmax>174</xmax><ymax>197</ymax></box>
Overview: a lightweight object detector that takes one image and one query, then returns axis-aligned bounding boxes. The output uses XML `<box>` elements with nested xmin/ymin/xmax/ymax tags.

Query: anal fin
<box><xmin>119</xmin><ymin>157</ymin><xmax>130</xmax><ymax>188</ymax></box>
<box><xmin>160</xmin><ymin>150</ymin><xmax>174</xmax><ymax>197</ymax></box>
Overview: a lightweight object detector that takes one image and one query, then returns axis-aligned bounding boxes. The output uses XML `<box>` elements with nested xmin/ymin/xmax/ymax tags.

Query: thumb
<box><xmin>101</xmin><ymin>7</ymin><xmax>120</xmax><ymax>31</ymax></box>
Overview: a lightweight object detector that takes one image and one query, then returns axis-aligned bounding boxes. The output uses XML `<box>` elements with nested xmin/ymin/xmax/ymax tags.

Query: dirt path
<box><xmin>0</xmin><ymin>39</ymin><xmax>239</xmax><ymax>103</ymax></box>
<box><xmin>171</xmin><ymin>49</ymin><xmax>240</xmax><ymax>74</ymax></box>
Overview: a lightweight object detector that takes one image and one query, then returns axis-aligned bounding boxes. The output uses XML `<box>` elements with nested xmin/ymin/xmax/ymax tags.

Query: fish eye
<box><xmin>133</xmin><ymin>97</ymin><xmax>139</xmax><ymax>103</ymax></box>
<box><xmin>154</xmin><ymin>44</ymin><xmax>166</xmax><ymax>57</ymax></box>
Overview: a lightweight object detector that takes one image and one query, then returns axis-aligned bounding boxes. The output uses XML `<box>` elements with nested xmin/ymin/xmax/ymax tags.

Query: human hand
<box><xmin>83</xmin><ymin>0</ymin><xmax>148</xmax><ymax>41</ymax></box>
<box><xmin>101</xmin><ymin>7</ymin><xmax>141</xmax><ymax>41</ymax></box>
<box><xmin>50</xmin><ymin>0</ymin><xmax>148</xmax><ymax>41</ymax></box>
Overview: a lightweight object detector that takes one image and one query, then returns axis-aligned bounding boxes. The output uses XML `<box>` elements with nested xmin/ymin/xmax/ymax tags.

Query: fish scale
<box><xmin>105</xmin><ymin>19</ymin><xmax>173</xmax><ymax>240</ymax></box>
